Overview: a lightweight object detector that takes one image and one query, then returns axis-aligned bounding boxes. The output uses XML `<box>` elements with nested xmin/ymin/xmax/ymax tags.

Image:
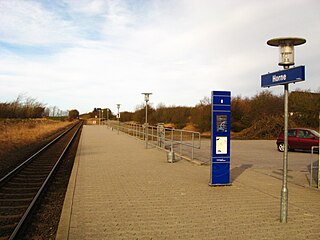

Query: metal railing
<box><xmin>310</xmin><ymin>146</ymin><xmax>319</xmax><ymax>188</ymax></box>
<box><xmin>107</xmin><ymin>121</ymin><xmax>201</xmax><ymax>163</ymax></box>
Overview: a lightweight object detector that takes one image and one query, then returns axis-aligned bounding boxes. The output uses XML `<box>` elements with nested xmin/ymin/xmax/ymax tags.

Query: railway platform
<box><xmin>56</xmin><ymin>125</ymin><xmax>320</xmax><ymax>239</ymax></box>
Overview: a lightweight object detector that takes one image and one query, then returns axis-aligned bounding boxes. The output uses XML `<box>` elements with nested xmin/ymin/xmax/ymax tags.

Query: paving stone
<box><xmin>56</xmin><ymin>125</ymin><xmax>320</xmax><ymax>240</ymax></box>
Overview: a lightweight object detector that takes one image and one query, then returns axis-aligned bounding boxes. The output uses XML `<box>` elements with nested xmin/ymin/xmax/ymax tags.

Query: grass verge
<box><xmin>0</xmin><ymin>119</ymin><xmax>73</xmax><ymax>160</ymax></box>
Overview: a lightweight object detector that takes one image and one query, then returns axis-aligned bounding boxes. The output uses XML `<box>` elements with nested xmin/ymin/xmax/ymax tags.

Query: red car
<box><xmin>276</xmin><ymin>128</ymin><xmax>319</xmax><ymax>152</ymax></box>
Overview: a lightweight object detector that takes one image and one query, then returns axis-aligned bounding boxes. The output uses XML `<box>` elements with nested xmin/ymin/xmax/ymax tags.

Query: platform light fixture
<box><xmin>101</xmin><ymin>109</ymin><xmax>104</xmax><ymax>125</ymax></box>
<box><xmin>116</xmin><ymin>104</ymin><xmax>121</xmax><ymax>134</ymax></box>
<box><xmin>142</xmin><ymin>93</ymin><xmax>152</xmax><ymax>149</ymax></box>
<box><xmin>267</xmin><ymin>37</ymin><xmax>306</xmax><ymax>68</ymax></box>
<box><xmin>267</xmin><ymin>37</ymin><xmax>306</xmax><ymax>223</ymax></box>
<box><xmin>96</xmin><ymin>107</ymin><xmax>102</xmax><ymax>125</ymax></box>
<box><xmin>106</xmin><ymin>108</ymin><xmax>109</xmax><ymax>124</ymax></box>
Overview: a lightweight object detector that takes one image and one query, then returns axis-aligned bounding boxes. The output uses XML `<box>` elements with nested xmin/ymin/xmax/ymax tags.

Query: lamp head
<box><xmin>141</xmin><ymin>93</ymin><xmax>152</xmax><ymax>102</ymax></box>
<box><xmin>267</xmin><ymin>37</ymin><xmax>306</xmax><ymax>67</ymax></box>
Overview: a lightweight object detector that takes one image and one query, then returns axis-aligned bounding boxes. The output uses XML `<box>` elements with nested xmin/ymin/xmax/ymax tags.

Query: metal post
<box><xmin>318</xmin><ymin>112</ymin><xmax>320</xmax><ymax>189</ymax></box>
<box><xmin>152</xmin><ymin>126</ymin><xmax>154</xmax><ymax>143</ymax></box>
<box><xmin>144</xmin><ymin>125</ymin><xmax>146</xmax><ymax>142</ymax></box>
<box><xmin>310</xmin><ymin>149</ymin><xmax>314</xmax><ymax>187</ymax></box>
<box><xmin>145</xmin><ymin>103</ymin><xmax>148</xmax><ymax>149</ymax></box>
<box><xmin>171</xmin><ymin>128</ymin><xmax>174</xmax><ymax>150</ymax></box>
<box><xmin>140</xmin><ymin>125</ymin><xmax>142</xmax><ymax>139</ymax></box>
<box><xmin>107</xmin><ymin>109</ymin><xmax>109</xmax><ymax>126</ymax></box>
<box><xmin>98</xmin><ymin>110</ymin><xmax>101</xmax><ymax>125</ymax></box>
<box><xmin>142</xmin><ymin>93</ymin><xmax>152</xmax><ymax>148</ymax></box>
<box><xmin>280</xmin><ymin>82</ymin><xmax>289</xmax><ymax>223</ymax></box>
<box><xmin>180</xmin><ymin>131</ymin><xmax>182</xmax><ymax>157</ymax></box>
<box><xmin>157</xmin><ymin>126</ymin><xmax>159</xmax><ymax>146</ymax></box>
<box><xmin>102</xmin><ymin>109</ymin><xmax>104</xmax><ymax>125</ymax></box>
<box><xmin>116</xmin><ymin>104</ymin><xmax>120</xmax><ymax>135</ymax></box>
<box><xmin>145</xmin><ymin>102</ymin><xmax>148</xmax><ymax>123</ymax></box>
<box><xmin>191</xmin><ymin>132</ymin><xmax>195</xmax><ymax>161</ymax></box>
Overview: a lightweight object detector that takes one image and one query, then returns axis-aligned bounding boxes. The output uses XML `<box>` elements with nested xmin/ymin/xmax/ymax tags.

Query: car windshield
<box><xmin>310</xmin><ymin>130</ymin><xmax>320</xmax><ymax>138</ymax></box>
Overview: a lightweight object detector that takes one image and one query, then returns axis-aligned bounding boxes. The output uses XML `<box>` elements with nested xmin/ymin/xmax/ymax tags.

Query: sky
<box><xmin>0</xmin><ymin>0</ymin><xmax>319</xmax><ymax>114</ymax></box>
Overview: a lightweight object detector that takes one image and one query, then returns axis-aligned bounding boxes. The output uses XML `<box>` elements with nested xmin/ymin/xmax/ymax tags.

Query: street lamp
<box><xmin>267</xmin><ymin>37</ymin><xmax>306</xmax><ymax>69</ymax></box>
<box><xmin>96</xmin><ymin>108</ymin><xmax>102</xmax><ymax>125</ymax></box>
<box><xmin>116</xmin><ymin>104</ymin><xmax>121</xmax><ymax>134</ymax></box>
<box><xmin>267</xmin><ymin>37</ymin><xmax>306</xmax><ymax>223</ymax></box>
<box><xmin>102</xmin><ymin>109</ymin><xmax>104</xmax><ymax>125</ymax></box>
<box><xmin>106</xmin><ymin>108</ymin><xmax>109</xmax><ymax>126</ymax></box>
<box><xmin>98</xmin><ymin>109</ymin><xmax>100</xmax><ymax>125</ymax></box>
<box><xmin>142</xmin><ymin>93</ymin><xmax>152</xmax><ymax>148</ymax></box>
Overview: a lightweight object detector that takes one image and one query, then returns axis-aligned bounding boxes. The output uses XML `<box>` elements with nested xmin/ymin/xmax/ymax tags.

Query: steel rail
<box><xmin>0</xmin><ymin>121</ymin><xmax>82</xmax><ymax>240</ymax></box>
<box><xmin>0</xmin><ymin>121</ymin><xmax>79</xmax><ymax>186</ymax></box>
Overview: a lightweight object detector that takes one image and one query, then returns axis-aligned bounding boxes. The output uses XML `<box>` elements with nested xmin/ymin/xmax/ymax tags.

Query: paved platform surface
<box><xmin>56</xmin><ymin>125</ymin><xmax>320</xmax><ymax>239</ymax></box>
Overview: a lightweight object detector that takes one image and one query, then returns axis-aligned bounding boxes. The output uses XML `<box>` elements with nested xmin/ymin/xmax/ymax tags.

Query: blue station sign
<box><xmin>261</xmin><ymin>65</ymin><xmax>305</xmax><ymax>88</ymax></box>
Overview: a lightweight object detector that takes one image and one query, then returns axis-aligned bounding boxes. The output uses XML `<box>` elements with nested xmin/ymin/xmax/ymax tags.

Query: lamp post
<box><xmin>142</xmin><ymin>93</ymin><xmax>152</xmax><ymax>148</ymax></box>
<box><xmin>98</xmin><ymin>109</ymin><xmax>100</xmax><ymax>125</ymax></box>
<box><xmin>116</xmin><ymin>104</ymin><xmax>121</xmax><ymax>134</ymax></box>
<box><xmin>106</xmin><ymin>108</ymin><xmax>109</xmax><ymax>126</ymax></box>
<box><xmin>318</xmin><ymin>112</ymin><xmax>320</xmax><ymax>189</ymax></box>
<box><xmin>97</xmin><ymin>108</ymin><xmax>102</xmax><ymax>125</ymax></box>
<box><xmin>101</xmin><ymin>109</ymin><xmax>104</xmax><ymax>125</ymax></box>
<box><xmin>267</xmin><ymin>37</ymin><xmax>306</xmax><ymax>223</ymax></box>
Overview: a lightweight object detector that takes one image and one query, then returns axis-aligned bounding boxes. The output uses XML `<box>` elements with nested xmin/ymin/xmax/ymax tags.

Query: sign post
<box><xmin>209</xmin><ymin>91</ymin><xmax>231</xmax><ymax>186</ymax></box>
<box><xmin>262</xmin><ymin>37</ymin><xmax>306</xmax><ymax>223</ymax></box>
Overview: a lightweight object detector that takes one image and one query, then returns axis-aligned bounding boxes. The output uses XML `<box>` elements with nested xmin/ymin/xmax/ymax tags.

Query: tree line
<box><xmin>0</xmin><ymin>95</ymin><xmax>45</xmax><ymax>119</ymax></box>
<box><xmin>117</xmin><ymin>90</ymin><xmax>319</xmax><ymax>137</ymax></box>
<box><xmin>0</xmin><ymin>95</ymin><xmax>79</xmax><ymax>120</ymax></box>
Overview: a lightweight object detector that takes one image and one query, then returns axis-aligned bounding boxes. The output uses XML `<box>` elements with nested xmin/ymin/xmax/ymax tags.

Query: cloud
<box><xmin>0</xmin><ymin>0</ymin><xmax>319</xmax><ymax>114</ymax></box>
<box><xmin>0</xmin><ymin>0</ymin><xmax>77</xmax><ymax>46</ymax></box>
<box><xmin>63</xmin><ymin>0</ymin><xmax>108</xmax><ymax>15</ymax></box>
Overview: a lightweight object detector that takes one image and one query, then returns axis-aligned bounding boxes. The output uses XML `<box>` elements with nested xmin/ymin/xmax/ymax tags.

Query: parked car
<box><xmin>276</xmin><ymin>128</ymin><xmax>319</xmax><ymax>152</ymax></box>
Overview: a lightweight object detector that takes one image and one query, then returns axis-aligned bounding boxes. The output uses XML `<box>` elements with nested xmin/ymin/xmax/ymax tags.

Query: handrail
<box><xmin>107</xmin><ymin>121</ymin><xmax>201</xmax><ymax>163</ymax></box>
<box><xmin>310</xmin><ymin>145</ymin><xmax>319</xmax><ymax>188</ymax></box>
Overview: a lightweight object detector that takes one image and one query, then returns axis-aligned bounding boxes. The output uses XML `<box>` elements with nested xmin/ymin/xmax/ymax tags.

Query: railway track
<box><xmin>0</xmin><ymin>121</ymin><xmax>83</xmax><ymax>240</ymax></box>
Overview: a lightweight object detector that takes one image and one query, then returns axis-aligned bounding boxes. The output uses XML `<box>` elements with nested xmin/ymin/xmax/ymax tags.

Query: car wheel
<box><xmin>277</xmin><ymin>143</ymin><xmax>285</xmax><ymax>152</ymax></box>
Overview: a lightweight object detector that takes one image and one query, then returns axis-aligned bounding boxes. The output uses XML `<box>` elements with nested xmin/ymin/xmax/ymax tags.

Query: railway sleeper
<box><xmin>0</xmin><ymin>206</ymin><xmax>27</xmax><ymax>215</ymax></box>
<box><xmin>0</xmin><ymin>214</ymin><xmax>22</xmax><ymax>224</ymax></box>
<box><xmin>1</xmin><ymin>186</ymin><xmax>39</xmax><ymax>193</ymax></box>
<box><xmin>0</xmin><ymin>198</ymin><xmax>32</xmax><ymax>206</ymax></box>
<box><xmin>16</xmin><ymin>173</ymin><xmax>50</xmax><ymax>178</ymax></box>
<box><xmin>4</xmin><ymin>181</ymin><xmax>43</xmax><ymax>187</ymax></box>
<box><xmin>23</xmin><ymin>164</ymin><xmax>56</xmax><ymax>168</ymax></box>
<box><xmin>7</xmin><ymin>177</ymin><xmax>46</xmax><ymax>183</ymax></box>
<box><xmin>19</xmin><ymin>168</ymin><xmax>55</xmax><ymax>174</ymax></box>
<box><xmin>0</xmin><ymin>223</ymin><xmax>19</xmax><ymax>238</ymax></box>
<box><xmin>0</xmin><ymin>192</ymin><xmax>35</xmax><ymax>199</ymax></box>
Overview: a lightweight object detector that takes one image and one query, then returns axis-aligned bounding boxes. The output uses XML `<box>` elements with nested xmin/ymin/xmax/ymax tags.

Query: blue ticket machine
<box><xmin>209</xmin><ymin>91</ymin><xmax>231</xmax><ymax>186</ymax></box>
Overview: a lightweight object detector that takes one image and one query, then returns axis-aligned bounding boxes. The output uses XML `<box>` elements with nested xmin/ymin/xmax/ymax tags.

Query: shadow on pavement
<box><xmin>231</xmin><ymin>164</ymin><xmax>253</xmax><ymax>182</ymax></box>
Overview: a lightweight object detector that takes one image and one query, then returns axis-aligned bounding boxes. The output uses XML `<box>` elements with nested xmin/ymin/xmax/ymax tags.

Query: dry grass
<box><xmin>0</xmin><ymin>119</ymin><xmax>72</xmax><ymax>158</ymax></box>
